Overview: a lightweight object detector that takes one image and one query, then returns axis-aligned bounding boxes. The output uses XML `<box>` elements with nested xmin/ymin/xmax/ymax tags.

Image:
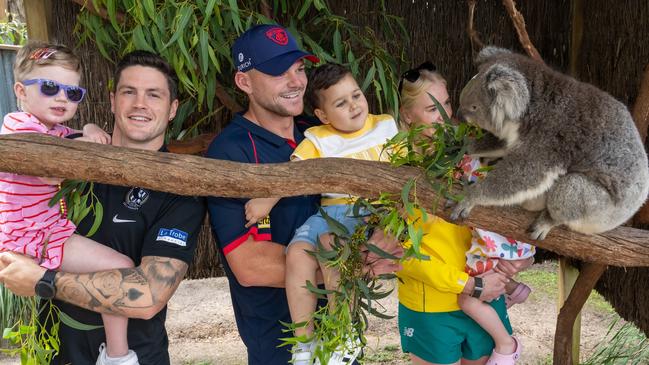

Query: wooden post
<box><xmin>557</xmin><ymin>258</ymin><xmax>581</xmax><ymax>364</ymax></box>
<box><xmin>23</xmin><ymin>0</ymin><xmax>51</xmax><ymax>42</ymax></box>
<box><xmin>554</xmin><ymin>2</ymin><xmax>587</xmax><ymax>363</ymax></box>
<box><xmin>0</xmin><ymin>0</ymin><xmax>8</xmax><ymax>22</ymax></box>
<box><xmin>554</xmin><ymin>263</ymin><xmax>607</xmax><ymax>365</ymax></box>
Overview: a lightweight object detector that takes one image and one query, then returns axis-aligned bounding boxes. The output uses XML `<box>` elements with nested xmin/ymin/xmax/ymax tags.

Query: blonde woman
<box><xmin>396</xmin><ymin>62</ymin><xmax>533</xmax><ymax>365</ymax></box>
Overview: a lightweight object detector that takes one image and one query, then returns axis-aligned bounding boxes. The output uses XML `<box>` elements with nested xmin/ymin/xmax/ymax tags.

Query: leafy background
<box><xmin>75</xmin><ymin>0</ymin><xmax>409</xmax><ymax>142</ymax></box>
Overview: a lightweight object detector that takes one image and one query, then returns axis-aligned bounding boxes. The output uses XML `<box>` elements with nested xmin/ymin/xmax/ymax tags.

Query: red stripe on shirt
<box><xmin>222</xmin><ymin>227</ymin><xmax>272</xmax><ymax>255</ymax></box>
<box><xmin>247</xmin><ymin>132</ymin><xmax>259</xmax><ymax>164</ymax></box>
<box><xmin>0</xmin><ymin>178</ymin><xmax>51</xmax><ymax>187</ymax></box>
<box><xmin>286</xmin><ymin>139</ymin><xmax>297</xmax><ymax>149</ymax></box>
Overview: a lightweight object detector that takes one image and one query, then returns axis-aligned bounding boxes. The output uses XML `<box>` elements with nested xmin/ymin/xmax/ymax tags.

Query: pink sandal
<box><xmin>486</xmin><ymin>336</ymin><xmax>522</xmax><ymax>365</ymax></box>
<box><xmin>505</xmin><ymin>283</ymin><xmax>531</xmax><ymax>309</ymax></box>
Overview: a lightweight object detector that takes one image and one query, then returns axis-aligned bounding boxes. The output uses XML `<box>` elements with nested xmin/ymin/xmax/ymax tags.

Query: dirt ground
<box><xmin>165</xmin><ymin>262</ymin><xmax>617</xmax><ymax>365</ymax></box>
<box><xmin>0</xmin><ymin>262</ymin><xmax>618</xmax><ymax>365</ymax></box>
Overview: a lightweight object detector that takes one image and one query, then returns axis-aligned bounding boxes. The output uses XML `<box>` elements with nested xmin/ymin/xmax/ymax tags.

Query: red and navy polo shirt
<box><xmin>206</xmin><ymin>113</ymin><xmax>319</xmax><ymax>364</ymax></box>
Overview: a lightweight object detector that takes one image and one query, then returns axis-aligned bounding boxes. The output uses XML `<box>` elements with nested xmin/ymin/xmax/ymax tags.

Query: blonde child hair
<box><xmin>13</xmin><ymin>41</ymin><xmax>82</xmax><ymax>82</ymax></box>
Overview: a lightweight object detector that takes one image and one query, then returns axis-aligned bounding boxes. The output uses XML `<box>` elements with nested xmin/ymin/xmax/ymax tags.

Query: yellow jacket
<box><xmin>397</xmin><ymin>211</ymin><xmax>473</xmax><ymax>312</ymax></box>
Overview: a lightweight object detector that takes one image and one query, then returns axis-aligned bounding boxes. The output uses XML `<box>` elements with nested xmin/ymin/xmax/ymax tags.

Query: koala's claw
<box><xmin>527</xmin><ymin>212</ymin><xmax>555</xmax><ymax>240</ymax></box>
<box><xmin>527</xmin><ymin>225</ymin><xmax>549</xmax><ymax>241</ymax></box>
<box><xmin>450</xmin><ymin>201</ymin><xmax>473</xmax><ymax>221</ymax></box>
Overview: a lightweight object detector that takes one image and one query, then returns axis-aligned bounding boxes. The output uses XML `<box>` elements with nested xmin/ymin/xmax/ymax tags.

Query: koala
<box><xmin>451</xmin><ymin>46</ymin><xmax>649</xmax><ymax>240</ymax></box>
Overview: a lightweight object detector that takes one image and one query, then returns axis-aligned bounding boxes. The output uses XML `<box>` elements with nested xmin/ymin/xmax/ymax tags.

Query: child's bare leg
<box><xmin>286</xmin><ymin>241</ymin><xmax>320</xmax><ymax>338</ymax></box>
<box><xmin>318</xmin><ymin>234</ymin><xmax>340</xmax><ymax>309</ymax></box>
<box><xmin>458</xmin><ymin>294</ymin><xmax>515</xmax><ymax>355</ymax></box>
<box><xmin>60</xmin><ymin>234</ymin><xmax>134</xmax><ymax>357</ymax></box>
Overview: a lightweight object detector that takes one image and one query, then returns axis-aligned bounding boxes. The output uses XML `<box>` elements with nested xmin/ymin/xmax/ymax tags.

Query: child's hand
<box><xmin>244</xmin><ymin>198</ymin><xmax>279</xmax><ymax>228</ymax></box>
<box><xmin>81</xmin><ymin>124</ymin><xmax>111</xmax><ymax>144</ymax></box>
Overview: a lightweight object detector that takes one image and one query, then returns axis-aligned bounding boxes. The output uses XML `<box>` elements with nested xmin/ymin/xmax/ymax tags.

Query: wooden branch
<box><xmin>501</xmin><ymin>0</ymin><xmax>545</xmax><ymax>64</ymax></box>
<box><xmin>167</xmin><ymin>133</ymin><xmax>216</xmax><ymax>155</ymax></box>
<box><xmin>260</xmin><ymin>0</ymin><xmax>273</xmax><ymax>20</ymax></box>
<box><xmin>466</xmin><ymin>0</ymin><xmax>484</xmax><ymax>52</ymax></box>
<box><xmin>69</xmin><ymin>0</ymin><xmax>125</xmax><ymax>23</ymax></box>
<box><xmin>632</xmin><ymin>64</ymin><xmax>649</xmax><ymax>227</ymax></box>
<box><xmin>214</xmin><ymin>82</ymin><xmax>243</xmax><ymax>113</ymax></box>
<box><xmin>632</xmin><ymin>64</ymin><xmax>649</xmax><ymax>145</ymax></box>
<box><xmin>554</xmin><ymin>263</ymin><xmax>607</xmax><ymax>365</ymax></box>
<box><xmin>2</xmin><ymin>133</ymin><xmax>649</xmax><ymax>267</ymax></box>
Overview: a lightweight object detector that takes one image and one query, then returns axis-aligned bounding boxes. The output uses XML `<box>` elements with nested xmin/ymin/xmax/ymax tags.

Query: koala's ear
<box><xmin>476</xmin><ymin>46</ymin><xmax>512</xmax><ymax>65</ymax></box>
<box><xmin>484</xmin><ymin>63</ymin><xmax>530</xmax><ymax>125</ymax></box>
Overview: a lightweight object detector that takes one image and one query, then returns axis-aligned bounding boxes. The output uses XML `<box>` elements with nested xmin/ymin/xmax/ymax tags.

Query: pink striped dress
<box><xmin>0</xmin><ymin>112</ymin><xmax>76</xmax><ymax>269</ymax></box>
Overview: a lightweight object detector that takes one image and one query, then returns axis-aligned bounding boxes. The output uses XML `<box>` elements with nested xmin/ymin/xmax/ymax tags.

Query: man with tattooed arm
<box><xmin>0</xmin><ymin>51</ymin><xmax>206</xmax><ymax>365</ymax></box>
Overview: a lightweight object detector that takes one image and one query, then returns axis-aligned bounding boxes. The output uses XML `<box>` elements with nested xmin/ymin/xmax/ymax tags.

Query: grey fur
<box><xmin>452</xmin><ymin>47</ymin><xmax>649</xmax><ymax>240</ymax></box>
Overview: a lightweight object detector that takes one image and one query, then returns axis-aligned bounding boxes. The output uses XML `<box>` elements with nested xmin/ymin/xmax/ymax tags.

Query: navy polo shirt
<box><xmin>206</xmin><ymin>113</ymin><xmax>319</xmax><ymax>364</ymax></box>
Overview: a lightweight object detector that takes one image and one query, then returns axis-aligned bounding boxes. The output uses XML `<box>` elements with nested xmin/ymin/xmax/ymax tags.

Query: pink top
<box><xmin>0</xmin><ymin>112</ymin><xmax>76</xmax><ymax>269</ymax></box>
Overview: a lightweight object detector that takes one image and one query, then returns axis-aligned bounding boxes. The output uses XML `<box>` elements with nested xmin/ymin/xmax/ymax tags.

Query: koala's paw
<box><xmin>527</xmin><ymin>212</ymin><xmax>556</xmax><ymax>240</ymax></box>
<box><xmin>450</xmin><ymin>199</ymin><xmax>474</xmax><ymax>221</ymax></box>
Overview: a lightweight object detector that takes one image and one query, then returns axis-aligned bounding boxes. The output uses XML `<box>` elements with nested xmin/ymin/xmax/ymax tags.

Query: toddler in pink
<box><xmin>0</xmin><ymin>42</ymin><xmax>139</xmax><ymax>365</ymax></box>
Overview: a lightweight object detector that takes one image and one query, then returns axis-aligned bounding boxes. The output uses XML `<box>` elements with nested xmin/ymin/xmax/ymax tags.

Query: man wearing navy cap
<box><xmin>206</xmin><ymin>24</ymin><xmax>400</xmax><ymax>364</ymax></box>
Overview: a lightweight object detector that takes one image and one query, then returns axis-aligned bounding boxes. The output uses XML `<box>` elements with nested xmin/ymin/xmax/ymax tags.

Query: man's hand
<box><xmin>363</xmin><ymin>229</ymin><xmax>404</xmax><ymax>277</ymax></box>
<box><xmin>494</xmin><ymin>257</ymin><xmax>534</xmax><ymax>278</ymax></box>
<box><xmin>81</xmin><ymin>124</ymin><xmax>111</xmax><ymax>144</ymax></box>
<box><xmin>476</xmin><ymin>270</ymin><xmax>509</xmax><ymax>302</ymax></box>
<box><xmin>0</xmin><ymin>252</ymin><xmax>45</xmax><ymax>296</ymax></box>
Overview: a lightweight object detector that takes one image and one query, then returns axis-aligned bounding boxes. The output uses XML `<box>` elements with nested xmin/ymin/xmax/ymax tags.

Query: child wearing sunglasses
<box><xmin>243</xmin><ymin>63</ymin><xmax>398</xmax><ymax>365</ymax></box>
<box><xmin>396</xmin><ymin>63</ymin><xmax>535</xmax><ymax>365</ymax></box>
<box><xmin>0</xmin><ymin>42</ymin><xmax>140</xmax><ymax>365</ymax></box>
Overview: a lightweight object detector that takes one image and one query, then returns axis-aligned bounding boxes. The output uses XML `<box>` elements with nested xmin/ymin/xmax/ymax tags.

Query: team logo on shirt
<box><xmin>156</xmin><ymin>228</ymin><xmax>188</xmax><ymax>247</ymax></box>
<box><xmin>258</xmin><ymin>215</ymin><xmax>271</xmax><ymax>229</ymax></box>
<box><xmin>123</xmin><ymin>187</ymin><xmax>150</xmax><ymax>210</ymax></box>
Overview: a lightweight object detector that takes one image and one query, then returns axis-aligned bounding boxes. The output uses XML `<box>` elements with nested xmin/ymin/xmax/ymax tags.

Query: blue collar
<box><xmin>232</xmin><ymin>113</ymin><xmax>301</xmax><ymax>147</ymax></box>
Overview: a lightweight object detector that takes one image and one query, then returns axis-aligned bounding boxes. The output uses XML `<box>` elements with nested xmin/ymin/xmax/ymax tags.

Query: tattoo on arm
<box><xmin>55</xmin><ymin>256</ymin><xmax>188</xmax><ymax>317</ymax></box>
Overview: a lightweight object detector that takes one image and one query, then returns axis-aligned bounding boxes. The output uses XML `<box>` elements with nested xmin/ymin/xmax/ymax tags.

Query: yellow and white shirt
<box><xmin>292</xmin><ymin>113</ymin><xmax>398</xmax><ymax>205</ymax></box>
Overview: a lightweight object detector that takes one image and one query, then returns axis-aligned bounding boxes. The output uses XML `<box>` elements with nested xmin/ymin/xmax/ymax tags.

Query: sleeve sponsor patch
<box><xmin>156</xmin><ymin>228</ymin><xmax>188</xmax><ymax>247</ymax></box>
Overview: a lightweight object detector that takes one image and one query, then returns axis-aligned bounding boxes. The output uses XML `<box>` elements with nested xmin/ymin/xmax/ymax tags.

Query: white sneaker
<box><xmin>96</xmin><ymin>343</ymin><xmax>140</xmax><ymax>365</ymax></box>
<box><xmin>291</xmin><ymin>341</ymin><xmax>316</xmax><ymax>365</ymax></box>
<box><xmin>327</xmin><ymin>338</ymin><xmax>362</xmax><ymax>365</ymax></box>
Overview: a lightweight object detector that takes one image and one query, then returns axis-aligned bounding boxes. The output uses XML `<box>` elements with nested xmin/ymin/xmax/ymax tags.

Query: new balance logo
<box><xmin>112</xmin><ymin>214</ymin><xmax>136</xmax><ymax>223</ymax></box>
<box><xmin>403</xmin><ymin>327</ymin><xmax>414</xmax><ymax>337</ymax></box>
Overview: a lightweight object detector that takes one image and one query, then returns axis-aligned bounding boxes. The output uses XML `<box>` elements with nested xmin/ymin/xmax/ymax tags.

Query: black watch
<box><xmin>471</xmin><ymin>276</ymin><xmax>484</xmax><ymax>299</ymax></box>
<box><xmin>35</xmin><ymin>269</ymin><xmax>57</xmax><ymax>299</ymax></box>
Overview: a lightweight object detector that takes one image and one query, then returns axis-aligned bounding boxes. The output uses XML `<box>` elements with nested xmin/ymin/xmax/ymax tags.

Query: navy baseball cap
<box><xmin>232</xmin><ymin>24</ymin><xmax>319</xmax><ymax>76</ymax></box>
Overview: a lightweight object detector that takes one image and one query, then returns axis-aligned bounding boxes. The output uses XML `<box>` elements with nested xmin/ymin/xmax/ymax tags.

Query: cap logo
<box><xmin>238</xmin><ymin>52</ymin><xmax>244</xmax><ymax>62</ymax></box>
<box><xmin>265</xmin><ymin>27</ymin><xmax>289</xmax><ymax>46</ymax></box>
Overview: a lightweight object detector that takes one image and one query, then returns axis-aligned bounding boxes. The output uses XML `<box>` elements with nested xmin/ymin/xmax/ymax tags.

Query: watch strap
<box><xmin>471</xmin><ymin>276</ymin><xmax>483</xmax><ymax>299</ymax></box>
<box><xmin>41</xmin><ymin>269</ymin><xmax>57</xmax><ymax>284</ymax></box>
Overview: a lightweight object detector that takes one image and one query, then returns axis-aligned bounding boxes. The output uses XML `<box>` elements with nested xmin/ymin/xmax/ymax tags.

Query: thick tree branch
<box><xmin>466</xmin><ymin>0</ymin><xmax>484</xmax><ymax>52</ymax></box>
<box><xmin>2</xmin><ymin>133</ymin><xmax>649</xmax><ymax>267</ymax></box>
<box><xmin>501</xmin><ymin>0</ymin><xmax>544</xmax><ymax>64</ymax></box>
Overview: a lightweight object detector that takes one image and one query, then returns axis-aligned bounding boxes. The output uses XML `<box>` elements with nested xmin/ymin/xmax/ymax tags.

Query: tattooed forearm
<box><xmin>55</xmin><ymin>256</ymin><xmax>188</xmax><ymax>318</ymax></box>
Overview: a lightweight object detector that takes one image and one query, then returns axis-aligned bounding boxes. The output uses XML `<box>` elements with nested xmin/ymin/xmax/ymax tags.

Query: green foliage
<box><xmin>280</xmin><ymin>208</ymin><xmax>396</xmax><ymax>364</ymax></box>
<box><xmin>385</xmin><ymin>94</ymin><xmax>486</xmax><ymax>210</ymax></box>
<box><xmin>50</xmin><ymin>180</ymin><xmax>103</xmax><ymax>237</ymax></box>
<box><xmin>75</xmin><ymin>0</ymin><xmax>408</xmax><ymax>140</ymax></box>
<box><xmin>0</xmin><ymin>285</ymin><xmax>30</xmax><ymax>347</ymax></box>
<box><xmin>1</xmin><ymin>298</ymin><xmax>59</xmax><ymax>364</ymax></box>
<box><xmin>582</xmin><ymin>318</ymin><xmax>649</xmax><ymax>365</ymax></box>
<box><xmin>0</xmin><ymin>17</ymin><xmax>27</xmax><ymax>45</ymax></box>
